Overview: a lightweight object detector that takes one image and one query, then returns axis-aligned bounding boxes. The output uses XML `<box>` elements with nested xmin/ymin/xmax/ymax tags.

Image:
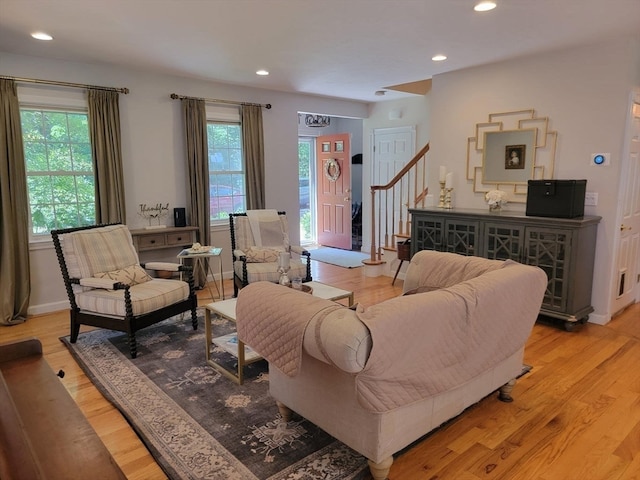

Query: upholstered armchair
<box><xmin>229</xmin><ymin>211</ymin><xmax>311</xmax><ymax>296</ymax></box>
<box><xmin>51</xmin><ymin>224</ymin><xmax>198</xmax><ymax>358</ymax></box>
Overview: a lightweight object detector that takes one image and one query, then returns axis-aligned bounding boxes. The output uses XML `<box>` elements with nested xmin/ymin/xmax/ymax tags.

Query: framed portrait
<box><xmin>335</xmin><ymin>141</ymin><xmax>344</xmax><ymax>152</ymax></box>
<box><xmin>505</xmin><ymin>145</ymin><xmax>526</xmax><ymax>170</ymax></box>
<box><xmin>321</xmin><ymin>142</ymin><xmax>330</xmax><ymax>152</ymax></box>
<box><xmin>482</xmin><ymin>129</ymin><xmax>536</xmax><ymax>184</ymax></box>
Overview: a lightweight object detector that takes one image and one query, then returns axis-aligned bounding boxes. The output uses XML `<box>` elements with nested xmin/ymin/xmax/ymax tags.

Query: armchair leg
<box><xmin>69</xmin><ymin>312</ymin><xmax>81</xmax><ymax>343</ymax></box>
<box><xmin>368</xmin><ymin>456</ymin><xmax>393</xmax><ymax>480</ymax></box>
<box><xmin>190</xmin><ymin>303</ymin><xmax>198</xmax><ymax>331</ymax></box>
<box><xmin>128</xmin><ymin>333</ymin><xmax>138</xmax><ymax>359</ymax></box>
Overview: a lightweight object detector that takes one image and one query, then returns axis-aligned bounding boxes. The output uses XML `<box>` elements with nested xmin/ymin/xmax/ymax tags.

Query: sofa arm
<box><xmin>304</xmin><ymin>306</ymin><xmax>371</xmax><ymax>373</ymax></box>
<box><xmin>237</xmin><ymin>282</ymin><xmax>371</xmax><ymax>374</ymax></box>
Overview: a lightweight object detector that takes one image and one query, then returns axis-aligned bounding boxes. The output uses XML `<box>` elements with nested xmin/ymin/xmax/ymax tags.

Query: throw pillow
<box><xmin>95</xmin><ymin>264</ymin><xmax>152</xmax><ymax>286</ymax></box>
<box><xmin>244</xmin><ymin>247</ymin><xmax>285</xmax><ymax>263</ymax></box>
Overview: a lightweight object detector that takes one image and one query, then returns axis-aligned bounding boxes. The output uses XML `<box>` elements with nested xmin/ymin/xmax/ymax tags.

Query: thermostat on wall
<box><xmin>591</xmin><ymin>153</ymin><xmax>610</xmax><ymax>166</ymax></box>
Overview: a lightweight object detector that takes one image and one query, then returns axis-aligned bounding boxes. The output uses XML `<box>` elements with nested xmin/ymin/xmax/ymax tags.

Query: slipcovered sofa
<box><xmin>236</xmin><ymin>250</ymin><xmax>547</xmax><ymax>480</ymax></box>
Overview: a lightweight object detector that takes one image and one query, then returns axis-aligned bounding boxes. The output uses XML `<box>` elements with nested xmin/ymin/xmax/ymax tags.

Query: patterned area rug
<box><xmin>61</xmin><ymin>313</ymin><xmax>368</xmax><ymax>480</ymax></box>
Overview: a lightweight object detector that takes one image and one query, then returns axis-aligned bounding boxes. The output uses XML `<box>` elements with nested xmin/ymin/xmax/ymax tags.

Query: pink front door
<box><xmin>316</xmin><ymin>133</ymin><xmax>352</xmax><ymax>250</ymax></box>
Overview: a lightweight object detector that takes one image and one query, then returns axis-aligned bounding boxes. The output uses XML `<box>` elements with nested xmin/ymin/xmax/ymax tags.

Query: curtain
<box><xmin>181</xmin><ymin>98</ymin><xmax>210</xmax><ymax>287</ymax></box>
<box><xmin>241</xmin><ymin>105</ymin><xmax>265</xmax><ymax>209</ymax></box>
<box><xmin>0</xmin><ymin>79</ymin><xmax>31</xmax><ymax>325</ymax></box>
<box><xmin>88</xmin><ymin>89</ymin><xmax>126</xmax><ymax>224</ymax></box>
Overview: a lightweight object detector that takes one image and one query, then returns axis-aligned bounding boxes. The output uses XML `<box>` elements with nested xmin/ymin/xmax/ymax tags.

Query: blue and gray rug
<box><xmin>61</xmin><ymin>313</ymin><xmax>368</xmax><ymax>480</ymax></box>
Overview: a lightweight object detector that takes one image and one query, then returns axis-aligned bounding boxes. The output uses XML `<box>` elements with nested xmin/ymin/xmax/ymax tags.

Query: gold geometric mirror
<box><xmin>466</xmin><ymin>109</ymin><xmax>557</xmax><ymax>203</ymax></box>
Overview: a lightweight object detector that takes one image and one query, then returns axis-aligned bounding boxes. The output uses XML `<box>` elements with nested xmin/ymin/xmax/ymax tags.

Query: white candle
<box><xmin>445</xmin><ymin>172</ymin><xmax>453</xmax><ymax>189</ymax></box>
<box><xmin>278</xmin><ymin>251</ymin><xmax>290</xmax><ymax>268</ymax></box>
<box><xmin>439</xmin><ymin>165</ymin><xmax>447</xmax><ymax>183</ymax></box>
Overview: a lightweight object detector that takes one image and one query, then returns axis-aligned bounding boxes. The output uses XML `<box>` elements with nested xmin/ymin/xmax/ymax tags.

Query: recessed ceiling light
<box><xmin>31</xmin><ymin>32</ymin><xmax>53</xmax><ymax>41</ymax></box>
<box><xmin>432</xmin><ymin>54</ymin><xmax>447</xmax><ymax>62</ymax></box>
<box><xmin>375</xmin><ymin>90</ymin><xmax>386</xmax><ymax>96</ymax></box>
<box><xmin>474</xmin><ymin>1</ymin><xmax>497</xmax><ymax>12</ymax></box>
<box><xmin>256</xmin><ymin>69</ymin><xmax>269</xmax><ymax>76</ymax></box>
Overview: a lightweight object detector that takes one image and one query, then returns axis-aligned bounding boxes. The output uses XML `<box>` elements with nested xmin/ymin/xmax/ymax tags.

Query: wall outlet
<box><xmin>585</xmin><ymin>192</ymin><xmax>598</xmax><ymax>206</ymax></box>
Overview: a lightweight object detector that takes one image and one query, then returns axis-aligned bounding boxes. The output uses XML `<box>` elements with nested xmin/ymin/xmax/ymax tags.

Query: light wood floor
<box><xmin>3</xmin><ymin>261</ymin><xmax>639</xmax><ymax>480</ymax></box>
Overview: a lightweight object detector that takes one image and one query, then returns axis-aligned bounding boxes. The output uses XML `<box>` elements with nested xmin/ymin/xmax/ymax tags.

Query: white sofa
<box><xmin>236</xmin><ymin>250</ymin><xmax>547</xmax><ymax>480</ymax></box>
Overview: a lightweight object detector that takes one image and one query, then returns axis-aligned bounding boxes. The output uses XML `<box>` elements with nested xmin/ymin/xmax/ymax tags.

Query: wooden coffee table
<box><xmin>204</xmin><ymin>281</ymin><xmax>354</xmax><ymax>384</ymax></box>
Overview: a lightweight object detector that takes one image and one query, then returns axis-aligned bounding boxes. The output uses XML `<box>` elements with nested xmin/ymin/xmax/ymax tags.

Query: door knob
<box><xmin>620</xmin><ymin>224</ymin><xmax>632</xmax><ymax>231</ymax></box>
<box><xmin>344</xmin><ymin>197</ymin><xmax>351</xmax><ymax>202</ymax></box>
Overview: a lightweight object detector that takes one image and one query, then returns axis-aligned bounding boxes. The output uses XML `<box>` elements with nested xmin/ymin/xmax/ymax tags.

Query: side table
<box><xmin>177</xmin><ymin>247</ymin><xmax>224</xmax><ymax>301</ymax></box>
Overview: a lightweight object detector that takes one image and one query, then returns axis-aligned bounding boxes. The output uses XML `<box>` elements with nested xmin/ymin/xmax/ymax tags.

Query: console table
<box><xmin>409</xmin><ymin>207</ymin><xmax>601</xmax><ymax>330</ymax></box>
<box><xmin>129</xmin><ymin>226</ymin><xmax>198</xmax><ymax>253</ymax></box>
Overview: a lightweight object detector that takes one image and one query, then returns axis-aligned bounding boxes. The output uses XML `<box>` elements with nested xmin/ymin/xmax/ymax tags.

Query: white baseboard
<box><xmin>28</xmin><ymin>300</ymin><xmax>68</xmax><ymax>316</ymax></box>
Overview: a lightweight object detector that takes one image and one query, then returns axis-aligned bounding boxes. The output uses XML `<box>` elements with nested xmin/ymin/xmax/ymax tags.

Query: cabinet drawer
<box><xmin>137</xmin><ymin>234</ymin><xmax>166</xmax><ymax>249</ymax></box>
<box><xmin>167</xmin><ymin>232</ymin><xmax>193</xmax><ymax>246</ymax></box>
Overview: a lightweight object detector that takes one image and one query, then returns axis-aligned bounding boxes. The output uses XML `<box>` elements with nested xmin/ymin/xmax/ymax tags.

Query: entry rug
<box><xmin>61</xmin><ymin>314</ymin><xmax>368</xmax><ymax>480</ymax></box>
<box><xmin>310</xmin><ymin>247</ymin><xmax>369</xmax><ymax>268</ymax></box>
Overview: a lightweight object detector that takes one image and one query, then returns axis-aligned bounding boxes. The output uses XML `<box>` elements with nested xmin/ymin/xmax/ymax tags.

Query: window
<box><xmin>20</xmin><ymin>108</ymin><xmax>95</xmax><ymax>236</ymax></box>
<box><xmin>207</xmin><ymin>122</ymin><xmax>246</xmax><ymax>222</ymax></box>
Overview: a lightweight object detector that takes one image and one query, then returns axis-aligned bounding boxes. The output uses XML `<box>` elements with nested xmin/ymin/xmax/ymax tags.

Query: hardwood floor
<box><xmin>3</xmin><ymin>261</ymin><xmax>639</xmax><ymax>479</ymax></box>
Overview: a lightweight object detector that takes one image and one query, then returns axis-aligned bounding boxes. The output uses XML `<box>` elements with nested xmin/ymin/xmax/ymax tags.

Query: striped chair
<box><xmin>51</xmin><ymin>224</ymin><xmax>198</xmax><ymax>358</ymax></box>
<box><xmin>229</xmin><ymin>212</ymin><xmax>311</xmax><ymax>296</ymax></box>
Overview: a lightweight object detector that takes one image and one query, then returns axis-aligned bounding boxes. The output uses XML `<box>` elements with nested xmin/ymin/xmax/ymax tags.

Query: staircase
<box><xmin>364</xmin><ymin>142</ymin><xmax>430</xmax><ymax>265</ymax></box>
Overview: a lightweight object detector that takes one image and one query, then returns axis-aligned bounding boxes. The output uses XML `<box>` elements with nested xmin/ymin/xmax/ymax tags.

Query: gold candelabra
<box><xmin>444</xmin><ymin>188</ymin><xmax>453</xmax><ymax>209</ymax></box>
<box><xmin>438</xmin><ymin>181</ymin><xmax>446</xmax><ymax>208</ymax></box>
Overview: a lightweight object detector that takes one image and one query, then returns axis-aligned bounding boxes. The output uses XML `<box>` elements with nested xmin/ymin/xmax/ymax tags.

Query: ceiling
<box><xmin>1</xmin><ymin>0</ymin><xmax>639</xmax><ymax>103</ymax></box>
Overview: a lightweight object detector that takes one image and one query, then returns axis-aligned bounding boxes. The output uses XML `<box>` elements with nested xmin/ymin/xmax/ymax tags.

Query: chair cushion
<box><xmin>245</xmin><ymin>247</ymin><xmax>285</xmax><ymax>263</ymax></box>
<box><xmin>94</xmin><ymin>264</ymin><xmax>152</xmax><ymax>287</ymax></box>
<box><xmin>234</xmin><ymin>260</ymin><xmax>308</xmax><ymax>284</ymax></box>
<box><xmin>74</xmin><ymin>279</ymin><xmax>189</xmax><ymax>317</ymax></box>
<box><xmin>62</xmin><ymin>225</ymin><xmax>139</xmax><ymax>279</ymax></box>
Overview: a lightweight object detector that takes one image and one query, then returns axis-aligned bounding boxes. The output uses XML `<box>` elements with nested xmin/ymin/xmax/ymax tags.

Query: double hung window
<box><xmin>20</xmin><ymin>108</ymin><xmax>95</xmax><ymax>236</ymax></box>
<box><xmin>207</xmin><ymin>122</ymin><xmax>246</xmax><ymax>222</ymax></box>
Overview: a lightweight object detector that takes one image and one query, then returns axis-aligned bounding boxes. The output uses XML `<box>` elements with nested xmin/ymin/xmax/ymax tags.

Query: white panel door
<box><xmin>612</xmin><ymin>91</ymin><xmax>640</xmax><ymax>316</ymax></box>
<box><xmin>372</xmin><ymin>127</ymin><xmax>416</xmax><ymax>245</ymax></box>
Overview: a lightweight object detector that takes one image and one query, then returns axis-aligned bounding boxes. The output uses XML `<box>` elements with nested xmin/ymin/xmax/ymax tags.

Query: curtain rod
<box><xmin>1</xmin><ymin>75</ymin><xmax>129</xmax><ymax>94</ymax></box>
<box><xmin>170</xmin><ymin>93</ymin><xmax>271</xmax><ymax>109</ymax></box>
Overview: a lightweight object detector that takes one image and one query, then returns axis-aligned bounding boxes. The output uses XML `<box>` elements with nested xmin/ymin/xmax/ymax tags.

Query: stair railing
<box><xmin>365</xmin><ymin>142</ymin><xmax>430</xmax><ymax>264</ymax></box>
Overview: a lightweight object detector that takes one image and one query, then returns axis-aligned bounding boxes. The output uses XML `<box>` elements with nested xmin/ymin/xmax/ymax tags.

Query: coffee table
<box><xmin>204</xmin><ymin>281</ymin><xmax>354</xmax><ymax>384</ymax></box>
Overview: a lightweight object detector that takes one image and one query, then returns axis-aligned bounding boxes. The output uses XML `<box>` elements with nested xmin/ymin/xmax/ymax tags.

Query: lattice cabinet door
<box><xmin>484</xmin><ymin>223</ymin><xmax>525</xmax><ymax>261</ymax></box>
<box><xmin>524</xmin><ymin>227</ymin><xmax>571</xmax><ymax>313</ymax></box>
<box><xmin>412</xmin><ymin>216</ymin><xmax>445</xmax><ymax>253</ymax></box>
<box><xmin>445</xmin><ymin>220</ymin><xmax>480</xmax><ymax>256</ymax></box>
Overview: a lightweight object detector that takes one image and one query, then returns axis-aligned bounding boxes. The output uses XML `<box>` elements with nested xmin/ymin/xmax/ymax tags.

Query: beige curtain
<box><xmin>88</xmin><ymin>89</ymin><xmax>126</xmax><ymax>223</ymax></box>
<box><xmin>0</xmin><ymin>79</ymin><xmax>31</xmax><ymax>325</ymax></box>
<box><xmin>181</xmin><ymin>98</ymin><xmax>210</xmax><ymax>287</ymax></box>
<box><xmin>241</xmin><ymin>105</ymin><xmax>265</xmax><ymax>209</ymax></box>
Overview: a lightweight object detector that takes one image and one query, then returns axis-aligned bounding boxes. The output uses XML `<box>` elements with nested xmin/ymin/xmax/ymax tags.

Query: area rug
<box><xmin>60</xmin><ymin>313</ymin><xmax>368</xmax><ymax>480</ymax></box>
<box><xmin>310</xmin><ymin>247</ymin><xmax>369</xmax><ymax>268</ymax></box>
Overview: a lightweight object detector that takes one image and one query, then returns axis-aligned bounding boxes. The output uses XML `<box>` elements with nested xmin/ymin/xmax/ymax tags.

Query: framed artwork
<box><xmin>505</xmin><ymin>144</ymin><xmax>526</xmax><ymax>170</ymax></box>
<box><xmin>321</xmin><ymin>142</ymin><xmax>330</xmax><ymax>152</ymax></box>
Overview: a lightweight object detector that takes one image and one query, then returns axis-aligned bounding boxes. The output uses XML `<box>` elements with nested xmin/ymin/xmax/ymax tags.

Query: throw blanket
<box><xmin>246</xmin><ymin>210</ymin><xmax>283</xmax><ymax>247</ymax></box>
<box><xmin>236</xmin><ymin>283</ymin><xmax>343</xmax><ymax>376</ymax></box>
<box><xmin>354</xmin><ymin>260</ymin><xmax>547</xmax><ymax>412</ymax></box>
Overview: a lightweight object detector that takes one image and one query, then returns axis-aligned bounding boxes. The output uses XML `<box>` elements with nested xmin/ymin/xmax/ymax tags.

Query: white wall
<box><xmin>429</xmin><ymin>35</ymin><xmax>640</xmax><ymax>324</ymax></box>
<box><xmin>0</xmin><ymin>52</ymin><xmax>368</xmax><ymax>314</ymax></box>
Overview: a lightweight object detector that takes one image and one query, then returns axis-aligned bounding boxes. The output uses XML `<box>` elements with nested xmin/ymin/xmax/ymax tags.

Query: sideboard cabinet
<box><xmin>409</xmin><ymin>208</ymin><xmax>601</xmax><ymax>330</ymax></box>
